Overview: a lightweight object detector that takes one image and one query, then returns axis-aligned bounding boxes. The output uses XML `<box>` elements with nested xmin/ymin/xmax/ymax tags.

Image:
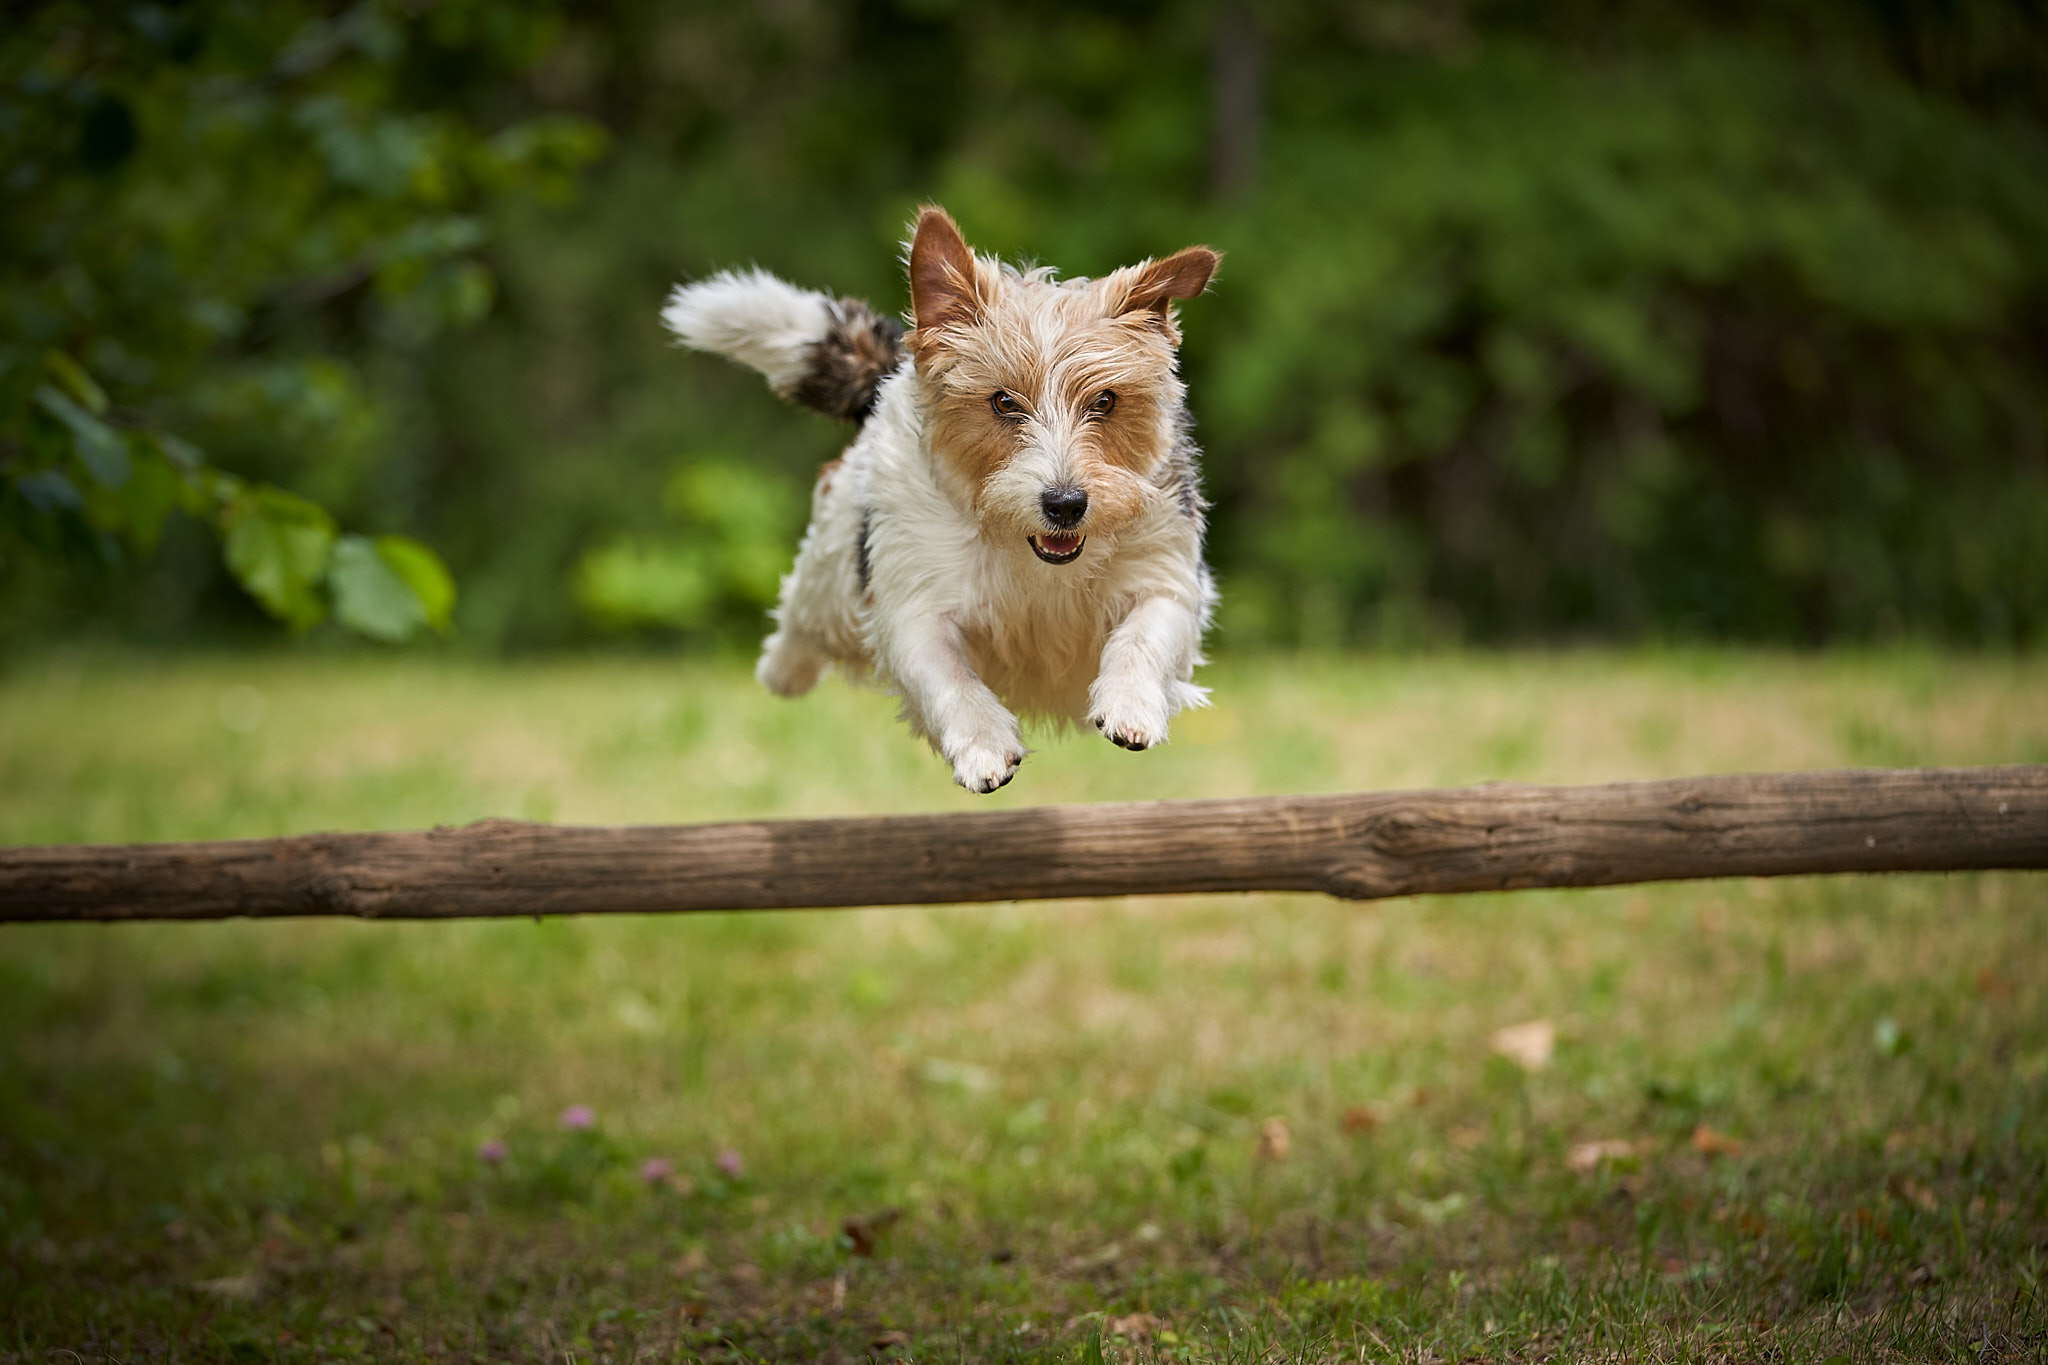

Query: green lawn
<box><xmin>3</xmin><ymin>649</ymin><xmax>2045</xmax><ymax>1363</ymax></box>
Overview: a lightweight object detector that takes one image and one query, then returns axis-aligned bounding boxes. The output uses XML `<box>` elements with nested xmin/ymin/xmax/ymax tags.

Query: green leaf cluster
<box><xmin>222</xmin><ymin>489</ymin><xmax>454</xmax><ymax>641</ymax></box>
<box><xmin>1</xmin><ymin>1</ymin><xmax>603</xmax><ymax>641</ymax></box>
<box><xmin>3</xmin><ymin>348</ymin><xmax>454</xmax><ymax>638</ymax></box>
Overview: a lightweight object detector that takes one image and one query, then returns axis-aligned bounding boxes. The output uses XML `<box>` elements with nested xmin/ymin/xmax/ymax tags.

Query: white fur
<box><xmin>670</xmin><ymin>269</ymin><xmax>1217</xmax><ymax>794</ymax></box>
<box><xmin>662</xmin><ymin>269</ymin><xmax>835</xmax><ymax>395</ymax></box>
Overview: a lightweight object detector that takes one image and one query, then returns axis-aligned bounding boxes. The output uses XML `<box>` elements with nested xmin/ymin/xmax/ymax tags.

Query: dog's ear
<box><xmin>909</xmin><ymin>206</ymin><xmax>982</xmax><ymax>334</ymax></box>
<box><xmin>1112</xmin><ymin>246</ymin><xmax>1221</xmax><ymax>343</ymax></box>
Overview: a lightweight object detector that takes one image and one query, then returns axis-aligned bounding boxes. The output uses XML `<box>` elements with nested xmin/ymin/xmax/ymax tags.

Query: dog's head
<box><xmin>904</xmin><ymin>206</ymin><xmax>1218</xmax><ymax>567</ymax></box>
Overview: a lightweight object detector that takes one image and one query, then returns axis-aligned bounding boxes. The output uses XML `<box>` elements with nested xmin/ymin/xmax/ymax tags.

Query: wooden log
<box><xmin>2</xmin><ymin>766</ymin><xmax>2044</xmax><ymax>924</ymax></box>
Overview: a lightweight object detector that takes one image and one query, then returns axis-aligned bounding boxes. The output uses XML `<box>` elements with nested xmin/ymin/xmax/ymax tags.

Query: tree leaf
<box><xmin>328</xmin><ymin>534</ymin><xmax>427</xmax><ymax>642</ymax></box>
<box><xmin>109</xmin><ymin>443</ymin><xmax>185</xmax><ymax>554</ymax></box>
<box><xmin>81</xmin><ymin>440</ymin><xmax>185</xmax><ymax>554</ymax></box>
<box><xmin>154</xmin><ymin>433</ymin><xmax>205</xmax><ymax>473</ymax></box>
<box><xmin>11</xmin><ymin>469</ymin><xmax>84</xmax><ymax>513</ymax></box>
<box><xmin>35</xmin><ymin>385</ymin><xmax>131</xmax><ymax>488</ymax></box>
<box><xmin>0</xmin><ymin>348</ymin><xmax>40</xmax><ymax>420</ymax></box>
<box><xmin>373</xmin><ymin>534</ymin><xmax>455</xmax><ymax>632</ymax></box>
<box><xmin>43</xmin><ymin>351</ymin><xmax>109</xmax><ymax>415</ymax></box>
<box><xmin>222</xmin><ymin>490</ymin><xmax>336</xmax><ymax>630</ymax></box>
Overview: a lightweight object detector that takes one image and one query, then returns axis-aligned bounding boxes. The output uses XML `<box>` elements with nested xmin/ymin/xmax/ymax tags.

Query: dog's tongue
<box><xmin>1039</xmin><ymin>533</ymin><xmax>1081</xmax><ymax>554</ymax></box>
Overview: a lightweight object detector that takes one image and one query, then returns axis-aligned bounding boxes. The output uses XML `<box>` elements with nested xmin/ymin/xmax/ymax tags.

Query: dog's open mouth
<box><xmin>1029</xmin><ymin>533</ymin><xmax>1085</xmax><ymax>565</ymax></box>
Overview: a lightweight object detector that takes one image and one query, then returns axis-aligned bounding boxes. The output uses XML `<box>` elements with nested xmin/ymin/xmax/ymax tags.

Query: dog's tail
<box><xmin>662</xmin><ymin>269</ymin><xmax>905</xmax><ymax>423</ymax></box>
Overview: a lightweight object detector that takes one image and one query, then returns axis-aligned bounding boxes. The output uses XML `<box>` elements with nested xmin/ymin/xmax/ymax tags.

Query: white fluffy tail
<box><xmin>663</xmin><ymin>269</ymin><xmax>907</xmax><ymax>421</ymax></box>
<box><xmin>661</xmin><ymin>269</ymin><xmax>836</xmax><ymax>396</ymax></box>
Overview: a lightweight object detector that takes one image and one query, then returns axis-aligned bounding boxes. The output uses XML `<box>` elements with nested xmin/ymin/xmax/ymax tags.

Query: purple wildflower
<box><xmin>640</xmin><ymin>1156</ymin><xmax>675</xmax><ymax>1184</ymax></box>
<box><xmin>559</xmin><ymin>1104</ymin><xmax>596</xmax><ymax>1131</ymax></box>
<box><xmin>476</xmin><ymin>1139</ymin><xmax>508</xmax><ymax>1165</ymax></box>
<box><xmin>715</xmin><ymin>1148</ymin><xmax>743</xmax><ymax>1179</ymax></box>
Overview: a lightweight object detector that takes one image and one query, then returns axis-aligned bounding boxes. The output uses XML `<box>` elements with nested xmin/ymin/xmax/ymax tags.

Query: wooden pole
<box><xmin>3</xmin><ymin>767</ymin><xmax>2044</xmax><ymax>924</ymax></box>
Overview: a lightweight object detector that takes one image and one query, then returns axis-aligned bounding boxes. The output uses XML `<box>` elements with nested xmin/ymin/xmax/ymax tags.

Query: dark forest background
<box><xmin>6</xmin><ymin>0</ymin><xmax>2046</xmax><ymax>652</ymax></box>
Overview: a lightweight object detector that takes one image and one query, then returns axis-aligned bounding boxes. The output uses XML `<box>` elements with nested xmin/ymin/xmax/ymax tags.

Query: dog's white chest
<box><xmin>958</xmin><ymin>571</ymin><xmax>1113</xmax><ymax>720</ymax></box>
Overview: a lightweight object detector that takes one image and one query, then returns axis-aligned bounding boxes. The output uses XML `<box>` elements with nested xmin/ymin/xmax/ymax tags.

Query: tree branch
<box><xmin>3</xmin><ymin>767</ymin><xmax>2043</xmax><ymax>924</ymax></box>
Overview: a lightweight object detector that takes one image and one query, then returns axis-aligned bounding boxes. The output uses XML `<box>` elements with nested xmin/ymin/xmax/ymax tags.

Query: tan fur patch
<box><xmin>1052</xmin><ymin>322</ymin><xmax>1176</xmax><ymax>476</ymax></box>
<box><xmin>926</xmin><ymin>376</ymin><xmax>1027</xmax><ymax>499</ymax></box>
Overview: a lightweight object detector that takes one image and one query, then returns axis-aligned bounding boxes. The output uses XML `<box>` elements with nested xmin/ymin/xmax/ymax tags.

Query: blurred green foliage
<box><xmin>4</xmin><ymin>1</ymin><xmax>2045</xmax><ymax>648</ymax></box>
<box><xmin>0</xmin><ymin>0</ymin><xmax>604</xmax><ymax>640</ymax></box>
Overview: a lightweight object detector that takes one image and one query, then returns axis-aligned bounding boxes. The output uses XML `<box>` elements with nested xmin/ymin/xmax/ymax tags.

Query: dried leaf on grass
<box><xmin>1974</xmin><ymin>967</ymin><xmax>2016</xmax><ymax>998</ymax></box>
<box><xmin>1489</xmin><ymin>1019</ymin><xmax>1555</xmax><ymax>1071</ymax></box>
<box><xmin>1340</xmin><ymin>1104</ymin><xmax>1383</xmax><ymax>1136</ymax></box>
<box><xmin>841</xmin><ymin>1206</ymin><xmax>902</xmax><ymax>1258</ymax></box>
<box><xmin>1065</xmin><ymin>1312</ymin><xmax>1167</xmax><ymax>1342</ymax></box>
<box><xmin>1257</xmin><ymin>1116</ymin><xmax>1292</xmax><ymax>1161</ymax></box>
<box><xmin>194</xmin><ymin>1270</ymin><xmax>261</xmax><ymax>1301</ymax></box>
<box><xmin>1690</xmin><ymin>1123</ymin><xmax>1744</xmax><ymax>1157</ymax></box>
<box><xmin>1566</xmin><ymin>1138</ymin><xmax>1645</xmax><ymax>1172</ymax></box>
<box><xmin>1394</xmin><ymin>1191</ymin><xmax>1468</xmax><ymax>1226</ymax></box>
<box><xmin>1106</xmin><ymin>1312</ymin><xmax>1163</xmax><ymax>1340</ymax></box>
<box><xmin>1063</xmin><ymin>1240</ymin><xmax>1125</xmax><ymax>1273</ymax></box>
<box><xmin>1893</xmin><ymin>1177</ymin><xmax>1939</xmax><ymax>1211</ymax></box>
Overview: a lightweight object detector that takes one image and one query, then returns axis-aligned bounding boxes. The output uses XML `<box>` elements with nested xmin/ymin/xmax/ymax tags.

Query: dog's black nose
<box><xmin>1040</xmin><ymin>486</ymin><xmax>1088</xmax><ymax>528</ymax></box>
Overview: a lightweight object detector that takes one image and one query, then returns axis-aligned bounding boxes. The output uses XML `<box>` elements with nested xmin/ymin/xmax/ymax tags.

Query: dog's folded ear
<box><xmin>909</xmin><ymin>206</ymin><xmax>983</xmax><ymax>335</ymax></box>
<box><xmin>1112</xmin><ymin>246</ymin><xmax>1221</xmax><ymax>343</ymax></box>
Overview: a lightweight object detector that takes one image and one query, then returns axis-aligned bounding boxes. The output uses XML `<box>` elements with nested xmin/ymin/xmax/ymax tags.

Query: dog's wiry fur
<box><xmin>663</xmin><ymin>207</ymin><xmax>1219</xmax><ymax>792</ymax></box>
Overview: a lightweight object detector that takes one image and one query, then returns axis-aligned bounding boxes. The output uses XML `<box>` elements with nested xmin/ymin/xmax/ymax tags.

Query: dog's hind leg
<box><xmin>756</xmin><ymin>543</ymin><xmax>855</xmax><ymax>697</ymax></box>
<box><xmin>757</xmin><ymin>630</ymin><xmax>829</xmax><ymax>697</ymax></box>
<box><xmin>757</xmin><ymin>462</ymin><xmax>867</xmax><ymax>698</ymax></box>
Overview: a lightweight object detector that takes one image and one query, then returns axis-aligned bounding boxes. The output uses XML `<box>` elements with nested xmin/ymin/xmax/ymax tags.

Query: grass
<box><xmin>2</xmin><ymin>647</ymin><xmax>2045</xmax><ymax>1363</ymax></box>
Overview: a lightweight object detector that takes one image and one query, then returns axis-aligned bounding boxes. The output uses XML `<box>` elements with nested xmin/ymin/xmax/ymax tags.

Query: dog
<box><xmin>662</xmin><ymin>206</ymin><xmax>1219</xmax><ymax>792</ymax></box>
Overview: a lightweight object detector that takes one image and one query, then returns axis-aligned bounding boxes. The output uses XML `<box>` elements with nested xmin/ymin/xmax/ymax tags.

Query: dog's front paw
<box><xmin>1088</xmin><ymin>681</ymin><xmax>1170</xmax><ymax>752</ymax></box>
<box><xmin>945</xmin><ymin>730</ymin><xmax>1025</xmax><ymax>794</ymax></box>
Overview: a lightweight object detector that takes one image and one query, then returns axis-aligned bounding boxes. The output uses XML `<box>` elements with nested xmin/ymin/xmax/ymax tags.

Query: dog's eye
<box><xmin>1088</xmin><ymin>390</ymin><xmax>1117</xmax><ymax>418</ymax></box>
<box><xmin>989</xmin><ymin>391</ymin><xmax>1026</xmax><ymax>420</ymax></box>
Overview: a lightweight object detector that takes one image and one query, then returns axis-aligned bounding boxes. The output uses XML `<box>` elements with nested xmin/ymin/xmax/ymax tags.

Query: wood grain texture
<box><xmin>3</xmin><ymin>767</ymin><xmax>2044</xmax><ymax>923</ymax></box>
